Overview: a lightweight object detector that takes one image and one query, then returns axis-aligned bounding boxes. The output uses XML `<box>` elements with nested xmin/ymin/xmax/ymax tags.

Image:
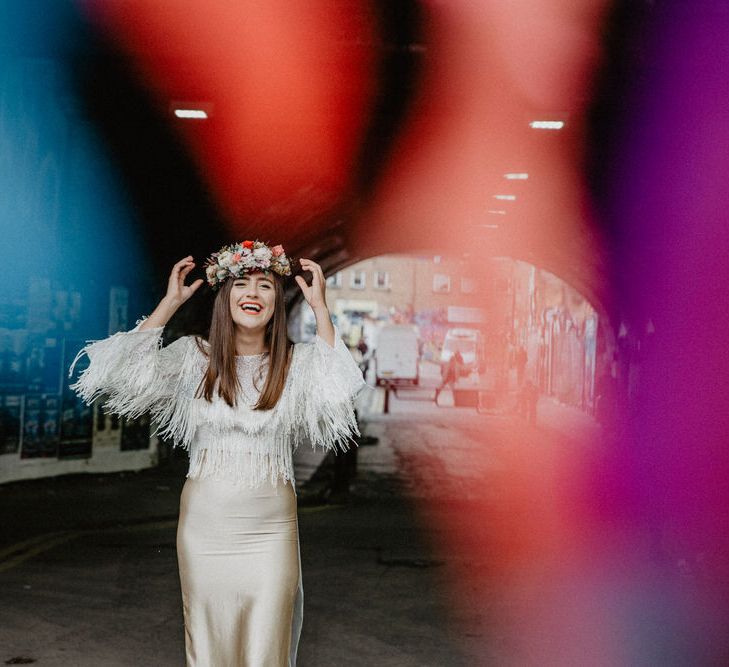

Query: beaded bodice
<box><xmin>235</xmin><ymin>354</ymin><xmax>269</xmax><ymax>407</ymax></box>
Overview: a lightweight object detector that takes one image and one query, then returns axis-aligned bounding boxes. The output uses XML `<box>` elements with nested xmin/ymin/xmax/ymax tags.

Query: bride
<box><xmin>69</xmin><ymin>240</ymin><xmax>366</xmax><ymax>666</ymax></box>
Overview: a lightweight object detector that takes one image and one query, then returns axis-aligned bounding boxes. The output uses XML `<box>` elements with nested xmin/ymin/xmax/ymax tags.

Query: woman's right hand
<box><xmin>165</xmin><ymin>255</ymin><xmax>204</xmax><ymax>308</ymax></box>
<box><xmin>138</xmin><ymin>256</ymin><xmax>203</xmax><ymax>331</ymax></box>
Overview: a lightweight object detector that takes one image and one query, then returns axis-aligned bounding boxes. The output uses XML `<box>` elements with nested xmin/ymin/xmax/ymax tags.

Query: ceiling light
<box><xmin>480</xmin><ymin>224</ymin><xmax>499</xmax><ymax>229</ymax></box>
<box><xmin>174</xmin><ymin>109</ymin><xmax>208</xmax><ymax>119</ymax></box>
<box><xmin>487</xmin><ymin>209</ymin><xmax>507</xmax><ymax>215</ymax></box>
<box><xmin>493</xmin><ymin>195</ymin><xmax>516</xmax><ymax>201</ymax></box>
<box><xmin>529</xmin><ymin>120</ymin><xmax>564</xmax><ymax>130</ymax></box>
<box><xmin>504</xmin><ymin>173</ymin><xmax>529</xmax><ymax>180</ymax></box>
<box><xmin>170</xmin><ymin>100</ymin><xmax>213</xmax><ymax>119</ymax></box>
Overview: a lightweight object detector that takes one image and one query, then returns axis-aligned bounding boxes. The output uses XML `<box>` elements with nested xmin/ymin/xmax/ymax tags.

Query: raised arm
<box><xmin>68</xmin><ymin>255</ymin><xmax>204</xmax><ymax>419</ymax></box>
<box><xmin>139</xmin><ymin>255</ymin><xmax>203</xmax><ymax>330</ymax></box>
<box><xmin>291</xmin><ymin>258</ymin><xmax>367</xmax><ymax>451</ymax></box>
<box><xmin>295</xmin><ymin>258</ymin><xmax>334</xmax><ymax>346</ymax></box>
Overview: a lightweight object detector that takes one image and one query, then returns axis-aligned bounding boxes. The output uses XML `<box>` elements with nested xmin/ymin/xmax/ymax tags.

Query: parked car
<box><xmin>375</xmin><ymin>325</ymin><xmax>419</xmax><ymax>386</ymax></box>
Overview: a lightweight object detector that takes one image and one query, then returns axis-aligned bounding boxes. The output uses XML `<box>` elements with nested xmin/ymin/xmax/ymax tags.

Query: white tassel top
<box><xmin>68</xmin><ymin>317</ymin><xmax>367</xmax><ymax>488</ymax></box>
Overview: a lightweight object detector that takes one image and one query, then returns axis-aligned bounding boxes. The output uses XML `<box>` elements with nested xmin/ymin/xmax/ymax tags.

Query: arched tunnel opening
<box><xmin>288</xmin><ymin>253</ymin><xmax>610</xmax><ymax>415</ymax></box>
<box><xmin>1</xmin><ymin>0</ymin><xmax>728</xmax><ymax>665</ymax></box>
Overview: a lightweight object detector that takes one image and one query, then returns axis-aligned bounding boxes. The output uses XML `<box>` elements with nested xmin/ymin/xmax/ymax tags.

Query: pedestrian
<box><xmin>435</xmin><ymin>349</ymin><xmax>464</xmax><ymax>403</ymax></box>
<box><xmin>356</xmin><ymin>336</ymin><xmax>369</xmax><ymax>379</ymax></box>
<box><xmin>515</xmin><ymin>345</ymin><xmax>528</xmax><ymax>388</ymax></box>
<box><xmin>518</xmin><ymin>379</ymin><xmax>539</xmax><ymax>425</ymax></box>
<box><xmin>68</xmin><ymin>241</ymin><xmax>365</xmax><ymax>666</ymax></box>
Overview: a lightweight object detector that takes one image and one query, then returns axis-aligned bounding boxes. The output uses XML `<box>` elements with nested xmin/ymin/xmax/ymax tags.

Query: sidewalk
<box><xmin>534</xmin><ymin>394</ymin><xmax>600</xmax><ymax>440</ymax></box>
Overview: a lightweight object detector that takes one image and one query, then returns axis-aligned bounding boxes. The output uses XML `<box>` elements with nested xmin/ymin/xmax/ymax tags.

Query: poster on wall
<box><xmin>0</xmin><ymin>394</ymin><xmax>23</xmax><ymax>455</ymax></box>
<box><xmin>108</xmin><ymin>286</ymin><xmax>129</xmax><ymax>335</ymax></box>
<box><xmin>121</xmin><ymin>413</ymin><xmax>152</xmax><ymax>451</ymax></box>
<box><xmin>59</xmin><ymin>338</ymin><xmax>93</xmax><ymax>459</ymax></box>
<box><xmin>0</xmin><ymin>342</ymin><xmax>24</xmax><ymax>394</ymax></box>
<box><xmin>25</xmin><ymin>336</ymin><xmax>63</xmax><ymax>395</ymax></box>
<box><xmin>20</xmin><ymin>394</ymin><xmax>60</xmax><ymax>459</ymax></box>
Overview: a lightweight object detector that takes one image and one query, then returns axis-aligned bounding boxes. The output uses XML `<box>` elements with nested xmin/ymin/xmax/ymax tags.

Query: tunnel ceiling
<box><xmin>3</xmin><ymin>0</ymin><xmax>637</xmax><ymax>319</ymax></box>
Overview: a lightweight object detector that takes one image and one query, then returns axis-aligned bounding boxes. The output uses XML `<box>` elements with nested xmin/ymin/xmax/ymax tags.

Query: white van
<box><xmin>375</xmin><ymin>325</ymin><xmax>419</xmax><ymax>386</ymax></box>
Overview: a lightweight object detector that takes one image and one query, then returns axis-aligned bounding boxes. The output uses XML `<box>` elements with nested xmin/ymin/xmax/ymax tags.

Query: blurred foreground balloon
<box><xmin>82</xmin><ymin>0</ymin><xmax>378</xmax><ymax>237</ymax></box>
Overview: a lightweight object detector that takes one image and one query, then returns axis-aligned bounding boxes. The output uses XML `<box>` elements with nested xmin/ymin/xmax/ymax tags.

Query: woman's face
<box><xmin>228</xmin><ymin>271</ymin><xmax>276</xmax><ymax>332</ymax></box>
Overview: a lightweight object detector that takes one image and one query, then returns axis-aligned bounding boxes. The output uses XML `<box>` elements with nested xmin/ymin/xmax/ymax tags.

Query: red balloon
<box><xmin>86</xmin><ymin>0</ymin><xmax>378</xmax><ymax>233</ymax></box>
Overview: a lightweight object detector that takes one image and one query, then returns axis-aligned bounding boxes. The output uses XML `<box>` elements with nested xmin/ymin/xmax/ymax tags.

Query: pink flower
<box><xmin>272</xmin><ymin>244</ymin><xmax>284</xmax><ymax>257</ymax></box>
<box><xmin>232</xmin><ymin>252</ymin><xmax>242</xmax><ymax>262</ymax></box>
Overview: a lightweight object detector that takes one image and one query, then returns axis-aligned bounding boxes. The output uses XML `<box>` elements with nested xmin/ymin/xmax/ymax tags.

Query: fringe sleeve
<box><xmin>67</xmin><ymin>316</ymin><xmax>195</xmax><ymax>431</ymax></box>
<box><xmin>291</xmin><ymin>325</ymin><xmax>368</xmax><ymax>453</ymax></box>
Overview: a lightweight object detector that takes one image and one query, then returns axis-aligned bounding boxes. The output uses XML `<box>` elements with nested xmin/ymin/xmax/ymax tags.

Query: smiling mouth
<box><xmin>239</xmin><ymin>302</ymin><xmax>263</xmax><ymax>314</ymax></box>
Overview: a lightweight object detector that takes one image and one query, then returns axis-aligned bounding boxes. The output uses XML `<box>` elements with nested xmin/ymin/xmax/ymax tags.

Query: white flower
<box><xmin>218</xmin><ymin>251</ymin><xmax>234</xmax><ymax>268</ymax></box>
<box><xmin>253</xmin><ymin>246</ymin><xmax>272</xmax><ymax>262</ymax></box>
<box><xmin>216</xmin><ymin>269</ymin><xmax>228</xmax><ymax>280</ymax></box>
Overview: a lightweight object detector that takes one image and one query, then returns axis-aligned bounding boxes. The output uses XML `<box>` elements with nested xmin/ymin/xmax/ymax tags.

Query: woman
<box><xmin>68</xmin><ymin>240</ymin><xmax>366</xmax><ymax>666</ymax></box>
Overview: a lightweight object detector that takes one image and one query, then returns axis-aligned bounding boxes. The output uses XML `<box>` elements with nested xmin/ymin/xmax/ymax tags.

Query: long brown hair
<box><xmin>194</xmin><ymin>273</ymin><xmax>292</xmax><ymax>410</ymax></box>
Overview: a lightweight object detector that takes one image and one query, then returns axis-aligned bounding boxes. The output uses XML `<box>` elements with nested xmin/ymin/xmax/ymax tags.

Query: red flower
<box><xmin>243</xmin><ymin>240</ymin><xmax>254</xmax><ymax>249</ymax></box>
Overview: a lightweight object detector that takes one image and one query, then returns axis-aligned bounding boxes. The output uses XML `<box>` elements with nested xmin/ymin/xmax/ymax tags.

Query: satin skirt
<box><xmin>176</xmin><ymin>476</ymin><xmax>302</xmax><ymax>667</ymax></box>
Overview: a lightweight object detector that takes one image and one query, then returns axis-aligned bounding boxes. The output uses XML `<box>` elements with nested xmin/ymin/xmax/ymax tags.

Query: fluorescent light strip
<box><xmin>174</xmin><ymin>109</ymin><xmax>208</xmax><ymax>119</ymax></box>
<box><xmin>529</xmin><ymin>120</ymin><xmax>564</xmax><ymax>130</ymax></box>
<box><xmin>487</xmin><ymin>209</ymin><xmax>507</xmax><ymax>215</ymax></box>
<box><xmin>480</xmin><ymin>224</ymin><xmax>499</xmax><ymax>229</ymax></box>
<box><xmin>493</xmin><ymin>194</ymin><xmax>516</xmax><ymax>201</ymax></box>
<box><xmin>504</xmin><ymin>173</ymin><xmax>529</xmax><ymax>180</ymax></box>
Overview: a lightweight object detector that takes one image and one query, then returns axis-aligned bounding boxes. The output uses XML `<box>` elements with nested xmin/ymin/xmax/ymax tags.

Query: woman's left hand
<box><xmin>295</xmin><ymin>258</ymin><xmax>328</xmax><ymax>312</ymax></box>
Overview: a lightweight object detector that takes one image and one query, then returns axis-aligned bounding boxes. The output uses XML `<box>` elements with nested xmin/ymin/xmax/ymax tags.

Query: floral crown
<box><xmin>204</xmin><ymin>240</ymin><xmax>292</xmax><ymax>290</ymax></box>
